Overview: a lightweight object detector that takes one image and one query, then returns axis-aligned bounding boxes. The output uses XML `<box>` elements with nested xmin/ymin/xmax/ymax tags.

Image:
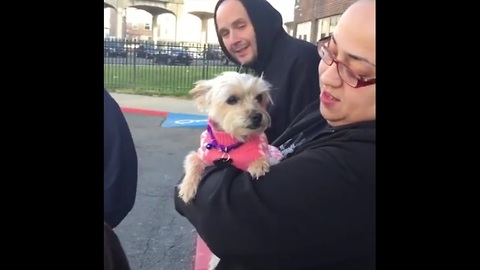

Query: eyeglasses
<box><xmin>317</xmin><ymin>36</ymin><xmax>376</xmax><ymax>88</ymax></box>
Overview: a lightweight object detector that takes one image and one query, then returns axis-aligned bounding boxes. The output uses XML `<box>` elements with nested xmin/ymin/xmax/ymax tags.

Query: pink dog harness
<box><xmin>198</xmin><ymin>122</ymin><xmax>283</xmax><ymax>171</ymax></box>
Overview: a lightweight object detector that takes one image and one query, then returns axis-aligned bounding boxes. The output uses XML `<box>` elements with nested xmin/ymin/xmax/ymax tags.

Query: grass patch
<box><xmin>104</xmin><ymin>64</ymin><xmax>238</xmax><ymax>97</ymax></box>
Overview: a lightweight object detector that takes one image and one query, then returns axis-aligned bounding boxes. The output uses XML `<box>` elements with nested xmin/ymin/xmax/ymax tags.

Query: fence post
<box><xmin>132</xmin><ymin>39</ymin><xmax>136</xmax><ymax>90</ymax></box>
<box><xmin>124</xmin><ymin>38</ymin><xmax>129</xmax><ymax>66</ymax></box>
<box><xmin>201</xmin><ymin>43</ymin><xmax>207</xmax><ymax>79</ymax></box>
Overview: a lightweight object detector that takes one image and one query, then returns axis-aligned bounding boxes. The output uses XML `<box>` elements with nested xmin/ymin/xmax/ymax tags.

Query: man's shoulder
<box><xmin>273</xmin><ymin>37</ymin><xmax>319</xmax><ymax>67</ymax></box>
<box><xmin>282</xmin><ymin>36</ymin><xmax>318</xmax><ymax>56</ymax></box>
<box><xmin>263</xmin><ymin>35</ymin><xmax>319</xmax><ymax>78</ymax></box>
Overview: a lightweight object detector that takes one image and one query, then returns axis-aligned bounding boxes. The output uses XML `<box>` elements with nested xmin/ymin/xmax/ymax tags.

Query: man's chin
<box><xmin>236</xmin><ymin>57</ymin><xmax>254</xmax><ymax>67</ymax></box>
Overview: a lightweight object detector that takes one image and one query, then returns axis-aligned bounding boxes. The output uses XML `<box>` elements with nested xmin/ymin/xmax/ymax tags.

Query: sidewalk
<box><xmin>110</xmin><ymin>92</ymin><xmax>206</xmax><ymax>116</ymax></box>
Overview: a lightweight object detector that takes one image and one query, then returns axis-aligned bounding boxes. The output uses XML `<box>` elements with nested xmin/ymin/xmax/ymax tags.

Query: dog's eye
<box><xmin>226</xmin><ymin>96</ymin><xmax>238</xmax><ymax>105</ymax></box>
<box><xmin>255</xmin><ymin>94</ymin><xmax>263</xmax><ymax>103</ymax></box>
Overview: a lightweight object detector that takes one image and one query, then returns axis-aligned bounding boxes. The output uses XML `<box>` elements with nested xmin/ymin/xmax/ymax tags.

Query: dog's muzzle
<box><xmin>247</xmin><ymin>112</ymin><xmax>263</xmax><ymax>129</ymax></box>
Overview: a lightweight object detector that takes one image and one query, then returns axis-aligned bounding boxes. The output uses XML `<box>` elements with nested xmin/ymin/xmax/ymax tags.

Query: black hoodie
<box><xmin>214</xmin><ymin>0</ymin><xmax>321</xmax><ymax>142</ymax></box>
<box><xmin>104</xmin><ymin>89</ymin><xmax>138</xmax><ymax>228</ymax></box>
<box><xmin>175</xmin><ymin>101</ymin><xmax>376</xmax><ymax>270</ymax></box>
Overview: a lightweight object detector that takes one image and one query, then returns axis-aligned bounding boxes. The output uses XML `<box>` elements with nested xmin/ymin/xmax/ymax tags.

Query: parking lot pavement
<box><xmin>114</xmin><ymin>113</ymin><xmax>204</xmax><ymax>270</ymax></box>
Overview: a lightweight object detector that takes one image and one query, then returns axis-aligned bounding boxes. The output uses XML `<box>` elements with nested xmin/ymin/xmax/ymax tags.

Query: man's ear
<box><xmin>189</xmin><ymin>80</ymin><xmax>212</xmax><ymax>112</ymax></box>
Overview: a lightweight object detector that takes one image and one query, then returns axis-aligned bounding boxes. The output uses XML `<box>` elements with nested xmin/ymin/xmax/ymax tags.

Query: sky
<box><xmin>268</xmin><ymin>0</ymin><xmax>295</xmax><ymax>22</ymax></box>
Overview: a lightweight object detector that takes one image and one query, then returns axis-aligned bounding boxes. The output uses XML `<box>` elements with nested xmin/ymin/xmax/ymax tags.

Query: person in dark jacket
<box><xmin>175</xmin><ymin>0</ymin><xmax>376</xmax><ymax>269</ymax></box>
<box><xmin>104</xmin><ymin>222</ymin><xmax>131</xmax><ymax>270</ymax></box>
<box><xmin>214</xmin><ymin>0</ymin><xmax>320</xmax><ymax>142</ymax></box>
<box><xmin>104</xmin><ymin>88</ymin><xmax>138</xmax><ymax>228</ymax></box>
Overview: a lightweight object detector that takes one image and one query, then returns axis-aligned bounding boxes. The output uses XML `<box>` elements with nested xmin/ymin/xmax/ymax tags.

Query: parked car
<box><xmin>104</xmin><ymin>41</ymin><xmax>127</xmax><ymax>58</ymax></box>
<box><xmin>154</xmin><ymin>48</ymin><xmax>193</xmax><ymax>65</ymax></box>
<box><xmin>135</xmin><ymin>44</ymin><xmax>159</xmax><ymax>59</ymax></box>
<box><xmin>205</xmin><ymin>48</ymin><xmax>223</xmax><ymax>60</ymax></box>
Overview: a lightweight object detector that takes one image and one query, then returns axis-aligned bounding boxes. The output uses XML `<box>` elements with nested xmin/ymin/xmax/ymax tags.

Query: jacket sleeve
<box><xmin>174</xmin><ymin>147</ymin><xmax>375</xmax><ymax>260</ymax></box>
<box><xmin>104</xmin><ymin>89</ymin><xmax>138</xmax><ymax>228</ymax></box>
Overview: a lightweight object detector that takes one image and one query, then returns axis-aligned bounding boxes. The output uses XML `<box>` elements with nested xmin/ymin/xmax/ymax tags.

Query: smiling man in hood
<box><xmin>214</xmin><ymin>0</ymin><xmax>321</xmax><ymax>142</ymax></box>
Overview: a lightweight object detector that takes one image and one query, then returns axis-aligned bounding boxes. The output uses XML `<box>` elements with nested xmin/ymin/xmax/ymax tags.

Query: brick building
<box><xmin>125</xmin><ymin>22</ymin><xmax>161</xmax><ymax>41</ymax></box>
<box><xmin>290</xmin><ymin>0</ymin><xmax>356</xmax><ymax>43</ymax></box>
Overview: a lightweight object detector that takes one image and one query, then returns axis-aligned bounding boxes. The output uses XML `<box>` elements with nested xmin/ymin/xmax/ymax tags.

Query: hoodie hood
<box><xmin>214</xmin><ymin>0</ymin><xmax>285</xmax><ymax>73</ymax></box>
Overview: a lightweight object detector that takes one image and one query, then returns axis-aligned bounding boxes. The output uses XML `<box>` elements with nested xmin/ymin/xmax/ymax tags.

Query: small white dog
<box><xmin>178</xmin><ymin>71</ymin><xmax>282</xmax><ymax>204</ymax></box>
<box><xmin>177</xmin><ymin>71</ymin><xmax>283</xmax><ymax>270</ymax></box>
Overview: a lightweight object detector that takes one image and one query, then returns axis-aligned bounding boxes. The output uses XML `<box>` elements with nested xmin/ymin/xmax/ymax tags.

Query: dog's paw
<box><xmin>179</xmin><ymin>152</ymin><xmax>206</xmax><ymax>203</ymax></box>
<box><xmin>247</xmin><ymin>158</ymin><xmax>270</xmax><ymax>180</ymax></box>
<box><xmin>178</xmin><ymin>176</ymin><xmax>199</xmax><ymax>203</ymax></box>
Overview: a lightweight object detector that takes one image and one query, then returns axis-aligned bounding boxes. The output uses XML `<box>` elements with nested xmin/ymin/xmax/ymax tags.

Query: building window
<box><xmin>145</xmin><ymin>23</ymin><xmax>151</xmax><ymax>30</ymax></box>
<box><xmin>132</xmin><ymin>23</ymin><xmax>138</xmax><ymax>30</ymax></box>
<box><xmin>329</xmin><ymin>15</ymin><xmax>340</xmax><ymax>34</ymax></box>
<box><xmin>316</xmin><ymin>15</ymin><xmax>341</xmax><ymax>41</ymax></box>
<box><xmin>296</xmin><ymin>21</ymin><xmax>311</xmax><ymax>42</ymax></box>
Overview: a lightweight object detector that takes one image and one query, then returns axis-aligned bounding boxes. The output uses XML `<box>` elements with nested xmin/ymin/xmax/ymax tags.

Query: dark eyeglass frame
<box><xmin>317</xmin><ymin>36</ymin><xmax>376</xmax><ymax>88</ymax></box>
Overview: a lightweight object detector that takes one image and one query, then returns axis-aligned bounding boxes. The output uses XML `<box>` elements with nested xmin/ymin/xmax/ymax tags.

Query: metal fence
<box><xmin>104</xmin><ymin>38</ymin><xmax>249</xmax><ymax>96</ymax></box>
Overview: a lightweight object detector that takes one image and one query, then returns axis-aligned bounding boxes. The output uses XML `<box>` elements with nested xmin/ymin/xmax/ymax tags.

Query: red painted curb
<box><xmin>120</xmin><ymin>107</ymin><xmax>169</xmax><ymax>117</ymax></box>
<box><xmin>194</xmin><ymin>235</ymin><xmax>213</xmax><ymax>270</ymax></box>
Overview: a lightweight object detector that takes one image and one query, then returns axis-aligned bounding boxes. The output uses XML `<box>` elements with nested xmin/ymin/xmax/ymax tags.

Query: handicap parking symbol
<box><xmin>161</xmin><ymin>113</ymin><xmax>208</xmax><ymax>128</ymax></box>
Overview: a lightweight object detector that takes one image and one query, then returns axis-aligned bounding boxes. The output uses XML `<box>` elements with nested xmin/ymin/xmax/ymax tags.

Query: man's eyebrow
<box><xmin>232</xmin><ymin>18</ymin><xmax>246</xmax><ymax>26</ymax></box>
<box><xmin>331</xmin><ymin>35</ymin><xmax>376</xmax><ymax>67</ymax></box>
<box><xmin>218</xmin><ymin>18</ymin><xmax>246</xmax><ymax>33</ymax></box>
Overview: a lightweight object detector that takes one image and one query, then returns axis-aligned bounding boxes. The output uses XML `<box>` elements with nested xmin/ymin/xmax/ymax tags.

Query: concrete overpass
<box><xmin>105</xmin><ymin>0</ymin><xmax>218</xmax><ymax>43</ymax></box>
<box><xmin>183</xmin><ymin>0</ymin><xmax>215</xmax><ymax>44</ymax></box>
<box><xmin>104</xmin><ymin>0</ymin><xmax>117</xmax><ymax>9</ymax></box>
<box><xmin>104</xmin><ymin>0</ymin><xmax>185</xmax><ymax>42</ymax></box>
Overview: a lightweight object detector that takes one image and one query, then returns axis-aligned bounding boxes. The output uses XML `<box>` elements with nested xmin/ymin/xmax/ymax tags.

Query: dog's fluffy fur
<box><xmin>178</xmin><ymin>71</ymin><xmax>281</xmax><ymax>203</ymax></box>
<box><xmin>177</xmin><ymin>71</ymin><xmax>281</xmax><ymax>269</ymax></box>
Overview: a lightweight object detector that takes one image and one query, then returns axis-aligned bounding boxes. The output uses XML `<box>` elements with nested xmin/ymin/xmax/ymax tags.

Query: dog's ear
<box><xmin>256</xmin><ymin>76</ymin><xmax>274</xmax><ymax>106</ymax></box>
<box><xmin>189</xmin><ymin>80</ymin><xmax>211</xmax><ymax>112</ymax></box>
<box><xmin>265</xmin><ymin>91</ymin><xmax>274</xmax><ymax>106</ymax></box>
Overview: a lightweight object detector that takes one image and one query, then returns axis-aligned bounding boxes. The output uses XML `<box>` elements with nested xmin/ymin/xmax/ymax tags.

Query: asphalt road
<box><xmin>114</xmin><ymin>113</ymin><xmax>204</xmax><ymax>270</ymax></box>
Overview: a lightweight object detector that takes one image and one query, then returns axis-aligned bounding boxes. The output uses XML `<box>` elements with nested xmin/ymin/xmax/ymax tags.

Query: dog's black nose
<box><xmin>251</xmin><ymin>112</ymin><xmax>262</xmax><ymax>125</ymax></box>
